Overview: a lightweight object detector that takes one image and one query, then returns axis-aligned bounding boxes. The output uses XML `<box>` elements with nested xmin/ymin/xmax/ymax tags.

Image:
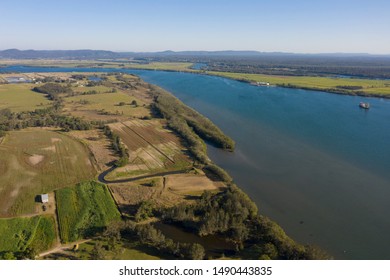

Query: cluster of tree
<box><xmin>151</xmin><ymin>86</ymin><xmax>235</xmax><ymax>151</ymax></box>
<box><xmin>203</xmin><ymin>163</ymin><xmax>232</xmax><ymax>183</ymax></box>
<box><xmin>147</xmin><ymin>86</ymin><xmax>234</xmax><ymax>182</ymax></box>
<box><xmin>0</xmin><ymin>247</ymin><xmax>37</xmax><ymax>260</ymax></box>
<box><xmin>165</xmin><ymin>115</ymin><xmax>209</xmax><ymax>164</ymax></box>
<box><xmin>163</xmin><ymin>187</ymin><xmax>256</xmax><ymax>244</ymax></box>
<box><xmin>246</xmin><ymin>216</ymin><xmax>330</xmax><ymax>260</ymax></box>
<box><xmin>71</xmin><ymin>74</ymin><xmax>85</xmax><ymax>80</ymax></box>
<box><xmin>161</xmin><ymin>186</ymin><xmax>330</xmax><ymax>260</ymax></box>
<box><xmin>0</xmin><ymin>107</ymin><xmax>92</xmax><ymax>133</ymax></box>
<box><xmin>101</xmin><ymin>220</ymin><xmax>205</xmax><ymax>260</ymax></box>
<box><xmin>33</xmin><ymin>83</ymin><xmax>72</xmax><ymax>101</ymax></box>
<box><xmin>114</xmin><ymin>74</ymin><xmax>142</xmax><ymax>90</ymax></box>
<box><xmin>102</xmin><ymin>126</ymin><xmax>129</xmax><ymax>167</ymax></box>
<box><xmin>335</xmin><ymin>85</ymin><xmax>363</xmax><ymax>90</ymax></box>
<box><xmin>86</xmin><ymin>81</ymin><xmax>102</xmax><ymax>87</ymax></box>
<box><xmin>67</xmin><ymin>90</ymin><xmax>98</xmax><ymax>97</ymax></box>
<box><xmin>134</xmin><ymin>200</ymin><xmax>154</xmax><ymax>222</ymax></box>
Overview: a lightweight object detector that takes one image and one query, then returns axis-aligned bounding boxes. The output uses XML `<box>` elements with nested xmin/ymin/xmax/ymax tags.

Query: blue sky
<box><xmin>1</xmin><ymin>0</ymin><xmax>389</xmax><ymax>54</ymax></box>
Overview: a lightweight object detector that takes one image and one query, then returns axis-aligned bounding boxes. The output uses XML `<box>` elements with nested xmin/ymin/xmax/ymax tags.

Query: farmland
<box><xmin>56</xmin><ymin>181</ymin><xmax>121</xmax><ymax>243</ymax></box>
<box><xmin>0</xmin><ymin>215</ymin><xmax>56</xmax><ymax>253</ymax></box>
<box><xmin>208</xmin><ymin>71</ymin><xmax>390</xmax><ymax>97</ymax></box>
<box><xmin>0</xmin><ymin>83</ymin><xmax>52</xmax><ymax>112</ymax></box>
<box><xmin>61</xmin><ymin>74</ymin><xmax>153</xmax><ymax>121</ymax></box>
<box><xmin>107</xmin><ymin>120</ymin><xmax>192</xmax><ymax>179</ymax></box>
<box><xmin>0</xmin><ymin>129</ymin><xmax>96</xmax><ymax>216</ymax></box>
<box><xmin>110</xmin><ymin>172</ymin><xmax>226</xmax><ymax>213</ymax></box>
<box><xmin>64</xmin><ymin>90</ymin><xmax>150</xmax><ymax>121</ymax></box>
<box><xmin>67</xmin><ymin>129</ymin><xmax>117</xmax><ymax>172</ymax></box>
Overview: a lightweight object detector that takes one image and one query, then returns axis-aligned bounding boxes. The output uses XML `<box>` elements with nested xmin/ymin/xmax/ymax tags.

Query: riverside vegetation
<box><xmin>0</xmin><ymin>72</ymin><xmax>328</xmax><ymax>260</ymax></box>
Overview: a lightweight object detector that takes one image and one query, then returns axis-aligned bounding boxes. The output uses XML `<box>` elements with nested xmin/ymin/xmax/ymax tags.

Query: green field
<box><xmin>56</xmin><ymin>181</ymin><xmax>121</xmax><ymax>243</ymax></box>
<box><xmin>0</xmin><ymin>84</ymin><xmax>52</xmax><ymax>112</ymax></box>
<box><xmin>0</xmin><ymin>215</ymin><xmax>56</xmax><ymax>253</ymax></box>
<box><xmin>72</xmin><ymin>85</ymin><xmax>113</xmax><ymax>94</ymax></box>
<box><xmin>0</xmin><ymin>129</ymin><xmax>96</xmax><ymax>216</ymax></box>
<box><xmin>208</xmin><ymin>71</ymin><xmax>390</xmax><ymax>97</ymax></box>
<box><xmin>64</xmin><ymin>91</ymin><xmax>149</xmax><ymax>118</ymax></box>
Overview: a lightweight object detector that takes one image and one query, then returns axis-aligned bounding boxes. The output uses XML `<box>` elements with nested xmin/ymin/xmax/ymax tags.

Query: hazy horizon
<box><xmin>2</xmin><ymin>49</ymin><xmax>390</xmax><ymax>57</ymax></box>
<box><xmin>1</xmin><ymin>0</ymin><xmax>390</xmax><ymax>54</ymax></box>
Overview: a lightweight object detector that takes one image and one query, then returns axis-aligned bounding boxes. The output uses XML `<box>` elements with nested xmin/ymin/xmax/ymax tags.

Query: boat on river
<box><xmin>359</xmin><ymin>102</ymin><xmax>370</xmax><ymax>109</ymax></box>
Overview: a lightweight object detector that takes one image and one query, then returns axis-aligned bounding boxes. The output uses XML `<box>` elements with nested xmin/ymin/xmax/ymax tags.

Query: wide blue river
<box><xmin>2</xmin><ymin>66</ymin><xmax>390</xmax><ymax>259</ymax></box>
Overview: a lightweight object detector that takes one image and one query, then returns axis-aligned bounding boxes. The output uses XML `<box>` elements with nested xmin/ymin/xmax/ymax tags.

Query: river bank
<box><xmin>2</xmin><ymin>61</ymin><xmax>390</xmax><ymax>98</ymax></box>
<box><xmin>205</xmin><ymin>71</ymin><xmax>390</xmax><ymax>99</ymax></box>
<box><xmin>1</xmin><ymin>66</ymin><xmax>390</xmax><ymax>259</ymax></box>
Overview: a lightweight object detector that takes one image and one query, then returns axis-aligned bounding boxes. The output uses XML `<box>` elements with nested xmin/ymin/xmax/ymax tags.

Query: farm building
<box><xmin>40</xmin><ymin>194</ymin><xmax>49</xmax><ymax>203</ymax></box>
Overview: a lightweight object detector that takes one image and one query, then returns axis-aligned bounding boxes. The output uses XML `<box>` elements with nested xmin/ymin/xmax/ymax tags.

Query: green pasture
<box><xmin>0</xmin><ymin>215</ymin><xmax>56</xmax><ymax>253</ymax></box>
<box><xmin>56</xmin><ymin>181</ymin><xmax>121</xmax><ymax>243</ymax></box>
<box><xmin>64</xmin><ymin>91</ymin><xmax>148</xmax><ymax>117</ymax></box>
<box><xmin>0</xmin><ymin>84</ymin><xmax>52</xmax><ymax>112</ymax></box>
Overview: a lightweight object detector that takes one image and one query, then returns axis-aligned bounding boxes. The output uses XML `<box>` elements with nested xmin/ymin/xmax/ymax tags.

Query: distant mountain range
<box><xmin>0</xmin><ymin>49</ymin><xmax>121</xmax><ymax>59</ymax></box>
<box><xmin>1</xmin><ymin>49</ymin><xmax>389</xmax><ymax>60</ymax></box>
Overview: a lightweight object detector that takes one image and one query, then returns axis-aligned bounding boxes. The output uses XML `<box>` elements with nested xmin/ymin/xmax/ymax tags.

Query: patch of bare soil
<box><xmin>165</xmin><ymin>174</ymin><xmax>226</xmax><ymax>195</ymax></box>
<box><xmin>29</xmin><ymin>154</ymin><xmax>44</xmax><ymax>165</ymax></box>
<box><xmin>42</xmin><ymin>145</ymin><xmax>56</xmax><ymax>152</ymax></box>
<box><xmin>109</xmin><ymin>173</ymin><xmax>226</xmax><ymax>215</ymax></box>
<box><xmin>51</xmin><ymin>138</ymin><xmax>62</xmax><ymax>143</ymax></box>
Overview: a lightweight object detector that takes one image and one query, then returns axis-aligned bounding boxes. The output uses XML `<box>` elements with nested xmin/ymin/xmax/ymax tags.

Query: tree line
<box><xmin>0</xmin><ymin>83</ymin><xmax>92</xmax><ymax>136</ymax></box>
<box><xmin>151</xmin><ymin>85</ymin><xmax>235</xmax><ymax>151</ymax></box>
<box><xmin>0</xmin><ymin>107</ymin><xmax>92</xmax><ymax>134</ymax></box>
<box><xmin>148</xmin><ymin>85</ymin><xmax>235</xmax><ymax>182</ymax></box>
<box><xmin>102</xmin><ymin>125</ymin><xmax>129</xmax><ymax>167</ymax></box>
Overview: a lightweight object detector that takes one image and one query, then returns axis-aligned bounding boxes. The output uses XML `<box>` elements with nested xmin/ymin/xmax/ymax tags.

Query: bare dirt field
<box><xmin>109</xmin><ymin>172</ymin><xmax>226</xmax><ymax>215</ymax></box>
<box><xmin>165</xmin><ymin>174</ymin><xmax>226</xmax><ymax>196</ymax></box>
<box><xmin>108</xmin><ymin>120</ymin><xmax>191</xmax><ymax>179</ymax></box>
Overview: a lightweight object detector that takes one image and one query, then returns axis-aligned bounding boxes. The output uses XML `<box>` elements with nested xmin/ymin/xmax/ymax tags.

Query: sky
<box><xmin>1</xmin><ymin>0</ymin><xmax>389</xmax><ymax>54</ymax></box>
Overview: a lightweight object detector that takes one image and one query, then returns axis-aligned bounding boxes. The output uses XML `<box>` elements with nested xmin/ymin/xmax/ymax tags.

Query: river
<box><xmin>2</xmin><ymin>66</ymin><xmax>390</xmax><ymax>259</ymax></box>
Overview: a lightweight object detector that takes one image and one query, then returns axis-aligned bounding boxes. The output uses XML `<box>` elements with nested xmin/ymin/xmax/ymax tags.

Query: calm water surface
<box><xmin>2</xmin><ymin>66</ymin><xmax>390</xmax><ymax>259</ymax></box>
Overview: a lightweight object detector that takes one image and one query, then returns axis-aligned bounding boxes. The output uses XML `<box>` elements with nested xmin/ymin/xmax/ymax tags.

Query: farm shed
<box><xmin>40</xmin><ymin>194</ymin><xmax>49</xmax><ymax>203</ymax></box>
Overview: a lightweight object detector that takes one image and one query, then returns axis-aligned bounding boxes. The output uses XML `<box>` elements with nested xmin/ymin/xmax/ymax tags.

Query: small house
<box><xmin>40</xmin><ymin>194</ymin><xmax>49</xmax><ymax>203</ymax></box>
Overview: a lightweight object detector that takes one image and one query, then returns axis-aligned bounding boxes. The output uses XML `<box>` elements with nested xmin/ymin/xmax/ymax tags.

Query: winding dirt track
<box><xmin>97</xmin><ymin>166</ymin><xmax>189</xmax><ymax>184</ymax></box>
<box><xmin>38</xmin><ymin>239</ymin><xmax>91</xmax><ymax>258</ymax></box>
